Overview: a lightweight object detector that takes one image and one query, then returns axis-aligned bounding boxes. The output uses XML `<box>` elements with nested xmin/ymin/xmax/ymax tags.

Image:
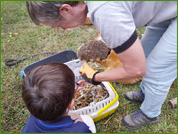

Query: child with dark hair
<box><xmin>22</xmin><ymin>63</ymin><xmax>96</xmax><ymax>133</ymax></box>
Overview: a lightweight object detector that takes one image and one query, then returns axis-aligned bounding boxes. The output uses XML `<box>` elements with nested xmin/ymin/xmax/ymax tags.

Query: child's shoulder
<box><xmin>69</xmin><ymin>113</ymin><xmax>83</xmax><ymax>122</ymax></box>
<box><xmin>69</xmin><ymin>114</ymin><xmax>96</xmax><ymax>133</ymax></box>
<box><xmin>69</xmin><ymin>113</ymin><xmax>94</xmax><ymax>123</ymax></box>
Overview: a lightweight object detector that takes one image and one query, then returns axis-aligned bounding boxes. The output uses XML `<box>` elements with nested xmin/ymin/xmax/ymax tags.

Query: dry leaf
<box><xmin>126</xmin><ymin>110</ymin><xmax>129</xmax><ymax>115</ymax></box>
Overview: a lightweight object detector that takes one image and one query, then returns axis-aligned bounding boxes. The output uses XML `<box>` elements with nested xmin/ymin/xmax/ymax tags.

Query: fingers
<box><xmin>75</xmin><ymin>80</ymin><xmax>86</xmax><ymax>92</ymax></box>
<box><xmin>78</xmin><ymin>80</ymin><xmax>87</xmax><ymax>85</ymax></box>
<box><xmin>77</xmin><ymin>86</ymin><xmax>84</xmax><ymax>91</ymax></box>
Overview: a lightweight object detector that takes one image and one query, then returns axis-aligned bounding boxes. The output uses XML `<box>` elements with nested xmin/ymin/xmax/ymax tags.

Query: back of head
<box><xmin>26</xmin><ymin>1</ymin><xmax>79</xmax><ymax>25</ymax></box>
<box><xmin>22</xmin><ymin>63</ymin><xmax>75</xmax><ymax>122</ymax></box>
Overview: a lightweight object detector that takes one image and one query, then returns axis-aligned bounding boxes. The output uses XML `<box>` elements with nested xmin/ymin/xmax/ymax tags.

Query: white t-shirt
<box><xmin>85</xmin><ymin>1</ymin><xmax>177</xmax><ymax>53</ymax></box>
<box><xmin>80</xmin><ymin>115</ymin><xmax>96</xmax><ymax>133</ymax></box>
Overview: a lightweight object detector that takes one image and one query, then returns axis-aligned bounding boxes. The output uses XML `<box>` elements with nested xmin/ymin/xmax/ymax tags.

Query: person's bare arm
<box><xmin>94</xmin><ymin>37</ymin><xmax>146</xmax><ymax>82</ymax></box>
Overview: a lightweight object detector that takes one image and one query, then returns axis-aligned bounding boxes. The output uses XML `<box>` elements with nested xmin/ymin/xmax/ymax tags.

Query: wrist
<box><xmin>92</xmin><ymin>72</ymin><xmax>101</xmax><ymax>85</ymax></box>
<box><xmin>93</xmin><ymin>72</ymin><xmax>99</xmax><ymax>82</ymax></box>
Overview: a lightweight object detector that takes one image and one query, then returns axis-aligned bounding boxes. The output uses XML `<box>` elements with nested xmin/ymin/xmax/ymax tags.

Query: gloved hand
<box><xmin>79</xmin><ymin>61</ymin><xmax>101</xmax><ymax>85</ymax></box>
<box><xmin>101</xmin><ymin>49</ymin><xmax>123</xmax><ymax>70</ymax></box>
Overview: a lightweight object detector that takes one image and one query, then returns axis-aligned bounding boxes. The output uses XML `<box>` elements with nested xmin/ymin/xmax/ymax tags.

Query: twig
<box><xmin>104</xmin><ymin>114</ymin><xmax>114</xmax><ymax>124</ymax></box>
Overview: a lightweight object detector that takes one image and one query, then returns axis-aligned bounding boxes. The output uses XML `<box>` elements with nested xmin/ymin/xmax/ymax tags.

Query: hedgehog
<box><xmin>77</xmin><ymin>40</ymin><xmax>109</xmax><ymax>62</ymax></box>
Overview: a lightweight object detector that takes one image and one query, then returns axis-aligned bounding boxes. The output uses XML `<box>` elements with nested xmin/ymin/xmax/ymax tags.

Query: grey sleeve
<box><xmin>113</xmin><ymin>30</ymin><xmax>137</xmax><ymax>53</ymax></box>
<box><xmin>91</xmin><ymin>2</ymin><xmax>137</xmax><ymax>53</ymax></box>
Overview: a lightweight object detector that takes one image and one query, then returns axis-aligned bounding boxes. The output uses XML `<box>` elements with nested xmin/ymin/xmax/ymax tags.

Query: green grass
<box><xmin>1</xmin><ymin>1</ymin><xmax>177</xmax><ymax>133</ymax></box>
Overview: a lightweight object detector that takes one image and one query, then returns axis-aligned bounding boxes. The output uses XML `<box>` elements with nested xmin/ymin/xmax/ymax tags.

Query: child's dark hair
<box><xmin>22</xmin><ymin>63</ymin><xmax>75</xmax><ymax>122</ymax></box>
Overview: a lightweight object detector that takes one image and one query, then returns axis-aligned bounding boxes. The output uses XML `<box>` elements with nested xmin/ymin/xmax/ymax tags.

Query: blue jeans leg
<box><xmin>140</xmin><ymin>19</ymin><xmax>173</xmax><ymax>94</ymax></box>
<box><xmin>140</xmin><ymin>17</ymin><xmax>177</xmax><ymax>118</ymax></box>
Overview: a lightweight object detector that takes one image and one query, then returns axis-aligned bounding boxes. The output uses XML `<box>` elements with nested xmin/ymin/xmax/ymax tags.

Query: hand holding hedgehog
<box><xmin>78</xmin><ymin>40</ymin><xmax>142</xmax><ymax>85</ymax></box>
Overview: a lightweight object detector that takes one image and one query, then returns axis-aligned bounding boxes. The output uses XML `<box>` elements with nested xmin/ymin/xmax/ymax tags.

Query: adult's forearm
<box><xmin>94</xmin><ymin>37</ymin><xmax>146</xmax><ymax>82</ymax></box>
<box><xmin>94</xmin><ymin>65</ymin><xmax>145</xmax><ymax>82</ymax></box>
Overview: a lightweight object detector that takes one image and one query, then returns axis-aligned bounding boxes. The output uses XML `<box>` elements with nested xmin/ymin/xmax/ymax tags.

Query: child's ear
<box><xmin>68</xmin><ymin>98</ymin><xmax>75</xmax><ymax>110</ymax></box>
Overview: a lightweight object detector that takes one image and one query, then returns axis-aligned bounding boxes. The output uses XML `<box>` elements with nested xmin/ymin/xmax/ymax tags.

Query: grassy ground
<box><xmin>1</xmin><ymin>1</ymin><xmax>177</xmax><ymax>133</ymax></box>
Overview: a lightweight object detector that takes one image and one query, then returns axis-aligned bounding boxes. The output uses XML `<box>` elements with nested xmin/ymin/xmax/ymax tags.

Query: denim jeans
<box><xmin>140</xmin><ymin>17</ymin><xmax>177</xmax><ymax>118</ymax></box>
